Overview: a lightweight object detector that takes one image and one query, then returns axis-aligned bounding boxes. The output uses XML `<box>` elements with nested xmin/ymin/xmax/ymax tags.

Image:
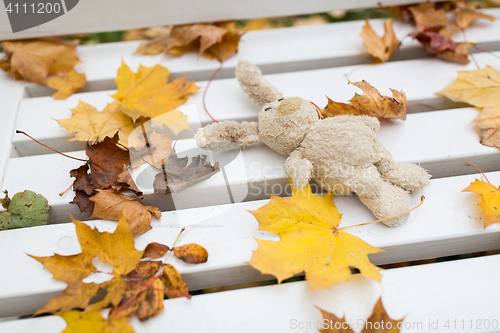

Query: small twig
<box><xmin>203</xmin><ymin>62</ymin><xmax>223</xmax><ymax>123</ymax></box>
<box><xmin>59</xmin><ymin>182</ymin><xmax>74</xmax><ymax>196</ymax></box>
<box><xmin>339</xmin><ymin>196</ymin><xmax>425</xmax><ymax>230</ymax></box>
<box><xmin>465</xmin><ymin>163</ymin><xmax>491</xmax><ymax>185</ymax></box>
<box><xmin>164</xmin><ymin>227</ymin><xmax>186</xmax><ymax>264</ymax></box>
<box><xmin>16</xmin><ymin>130</ymin><xmax>87</xmax><ymax>162</ymax></box>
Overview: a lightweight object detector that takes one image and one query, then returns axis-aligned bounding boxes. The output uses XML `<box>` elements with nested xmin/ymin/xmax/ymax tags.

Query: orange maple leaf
<box><xmin>323</xmin><ymin>80</ymin><xmax>406</xmax><ymax>120</ymax></box>
<box><xmin>318</xmin><ymin>298</ymin><xmax>404</xmax><ymax>332</ymax></box>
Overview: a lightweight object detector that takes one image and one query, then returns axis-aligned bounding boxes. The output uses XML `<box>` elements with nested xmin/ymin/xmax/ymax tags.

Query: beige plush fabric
<box><xmin>195</xmin><ymin>121</ymin><xmax>259</xmax><ymax>151</ymax></box>
<box><xmin>235</xmin><ymin>60</ymin><xmax>283</xmax><ymax>107</ymax></box>
<box><xmin>195</xmin><ymin>61</ymin><xmax>431</xmax><ymax>226</ymax></box>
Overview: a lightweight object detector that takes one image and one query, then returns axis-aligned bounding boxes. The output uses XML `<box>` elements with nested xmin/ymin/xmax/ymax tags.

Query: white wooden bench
<box><xmin>1</xmin><ymin>1</ymin><xmax>500</xmax><ymax>332</ymax></box>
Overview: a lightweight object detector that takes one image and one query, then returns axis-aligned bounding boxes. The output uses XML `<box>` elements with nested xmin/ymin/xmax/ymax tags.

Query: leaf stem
<box><xmin>203</xmin><ymin>62</ymin><xmax>222</xmax><ymax>123</ymax></box>
<box><xmin>339</xmin><ymin>196</ymin><xmax>425</xmax><ymax>230</ymax></box>
<box><xmin>16</xmin><ymin>130</ymin><xmax>87</xmax><ymax>162</ymax></box>
<box><xmin>164</xmin><ymin>227</ymin><xmax>185</xmax><ymax>264</ymax></box>
<box><xmin>465</xmin><ymin>163</ymin><xmax>491</xmax><ymax>185</ymax></box>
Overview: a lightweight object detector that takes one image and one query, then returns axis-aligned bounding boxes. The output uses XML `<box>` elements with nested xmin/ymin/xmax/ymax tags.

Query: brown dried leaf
<box><xmin>126</xmin><ymin>260</ymin><xmax>162</xmax><ymax>279</ymax></box>
<box><xmin>161</xmin><ymin>263</ymin><xmax>188</xmax><ymax>299</ymax></box>
<box><xmin>86</xmin><ymin>133</ymin><xmax>130</xmax><ymax>190</ymax></box>
<box><xmin>163</xmin><ymin>21</ymin><xmax>244</xmax><ymax>62</ymax></box>
<box><xmin>46</xmin><ymin>69</ymin><xmax>86</xmax><ymax>99</ymax></box>
<box><xmin>323</xmin><ymin>80</ymin><xmax>406</xmax><ymax>120</ymax></box>
<box><xmin>173</xmin><ymin>243</ymin><xmax>208</xmax><ymax>264</ymax></box>
<box><xmin>142</xmin><ymin>242</ymin><xmax>170</xmax><ymax>259</ymax></box>
<box><xmin>454</xmin><ymin>7</ymin><xmax>496</xmax><ymax>29</ymax></box>
<box><xmin>0</xmin><ymin>39</ymin><xmax>80</xmax><ymax>84</ymax></box>
<box><xmin>361</xmin><ymin>18</ymin><xmax>399</xmax><ymax>63</ymax></box>
<box><xmin>70</xmin><ymin>165</ymin><xmax>93</xmax><ymax>196</ymax></box>
<box><xmin>409</xmin><ymin>2</ymin><xmax>448</xmax><ymax>32</ymax></box>
<box><xmin>153</xmin><ymin>150</ymin><xmax>220</xmax><ymax>194</ymax></box>
<box><xmin>411</xmin><ymin>31</ymin><xmax>474</xmax><ymax>65</ymax></box>
<box><xmin>89</xmin><ymin>190</ymin><xmax>161</xmax><ymax>236</ymax></box>
<box><xmin>70</xmin><ymin>190</ymin><xmax>95</xmax><ymax>216</ymax></box>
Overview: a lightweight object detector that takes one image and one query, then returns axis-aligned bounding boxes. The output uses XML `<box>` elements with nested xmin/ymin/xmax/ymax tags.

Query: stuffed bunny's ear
<box><xmin>235</xmin><ymin>61</ymin><xmax>283</xmax><ymax>107</ymax></box>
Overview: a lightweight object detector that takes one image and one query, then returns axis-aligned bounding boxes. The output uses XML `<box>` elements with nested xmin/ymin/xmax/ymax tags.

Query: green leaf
<box><xmin>0</xmin><ymin>190</ymin><xmax>50</xmax><ymax>230</ymax></box>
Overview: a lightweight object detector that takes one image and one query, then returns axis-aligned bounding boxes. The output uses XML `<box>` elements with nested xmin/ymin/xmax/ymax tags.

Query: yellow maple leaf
<box><xmin>323</xmin><ymin>80</ymin><xmax>406</xmax><ymax>120</ymax></box>
<box><xmin>247</xmin><ymin>183</ymin><xmax>384</xmax><ymax>290</ymax></box>
<box><xmin>58</xmin><ymin>311</ymin><xmax>135</xmax><ymax>333</ymax></box>
<box><xmin>361</xmin><ymin>18</ymin><xmax>399</xmax><ymax>63</ymax></box>
<box><xmin>56</xmin><ymin>101</ymin><xmax>148</xmax><ymax>146</ymax></box>
<box><xmin>46</xmin><ymin>69</ymin><xmax>87</xmax><ymax>99</ymax></box>
<box><xmin>0</xmin><ymin>39</ymin><xmax>81</xmax><ymax>85</ymax></box>
<box><xmin>111</xmin><ymin>62</ymin><xmax>199</xmax><ymax>124</ymax></box>
<box><xmin>437</xmin><ymin>66</ymin><xmax>500</xmax><ymax>147</ymax></box>
<box><xmin>30</xmin><ymin>212</ymin><xmax>144</xmax><ymax>315</ymax></box>
<box><xmin>463</xmin><ymin>179</ymin><xmax>500</xmax><ymax>228</ymax></box>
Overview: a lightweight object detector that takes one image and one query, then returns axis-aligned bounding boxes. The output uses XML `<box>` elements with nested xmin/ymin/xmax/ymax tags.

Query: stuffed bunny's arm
<box><xmin>195</xmin><ymin>121</ymin><xmax>260</xmax><ymax>151</ymax></box>
<box><xmin>286</xmin><ymin>150</ymin><xmax>313</xmax><ymax>189</ymax></box>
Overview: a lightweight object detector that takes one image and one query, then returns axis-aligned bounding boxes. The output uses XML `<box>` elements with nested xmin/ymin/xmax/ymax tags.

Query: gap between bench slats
<box><xmin>1</xmin><ymin>170</ymin><xmax>500</xmax><ymax>317</ymax></box>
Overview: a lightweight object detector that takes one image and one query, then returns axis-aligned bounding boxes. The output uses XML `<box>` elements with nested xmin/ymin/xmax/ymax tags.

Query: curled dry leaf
<box><xmin>89</xmin><ymin>190</ymin><xmax>161</xmax><ymax>237</ymax></box>
<box><xmin>142</xmin><ymin>242</ymin><xmax>170</xmax><ymax>259</ymax></box>
<box><xmin>161</xmin><ymin>263</ymin><xmax>188</xmax><ymax>299</ymax></box>
<box><xmin>437</xmin><ymin>66</ymin><xmax>500</xmax><ymax>148</ymax></box>
<box><xmin>56</xmin><ymin>101</ymin><xmax>148</xmax><ymax>147</ymax></box>
<box><xmin>0</xmin><ymin>190</ymin><xmax>50</xmax><ymax>231</ymax></box>
<box><xmin>319</xmin><ymin>298</ymin><xmax>403</xmax><ymax>332</ymax></box>
<box><xmin>410</xmin><ymin>30</ymin><xmax>474</xmax><ymax>65</ymax></box>
<box><xmin>85</xmin><ymin>133</ymin><xmax>131</xmax><ymax>190</ymax></box>
<box><xmin>463</xmin><ymin>179</ymin><xmax>500</xmax><ymax>228</ymax></box>
<box><xmin>454</xmin><ymin>7</ymin><xmax>496</xmax><ymax>30</ymax></box>
<box><xmin>136</xmin><ymin>21</ymin><xmax>244</xmax><ymax>62</ymax></box>
<box><xmin>0</xmin><ymin>39</ymin><xmax>80</xmax><ymax>84</ymax></box>
<box><xmin>323</xmin><ymin>80</ymin><xmax>406</xmax><ymax>120</ymax></box>
<box><xmin>361</xmin><ymin>18</ymin><xmax>399</xmax><ymax>63</ymax></box>
<box><xmin>408</xmin><ymin>2</ymin><xmax>448</xmax><ymax>32</ymax></box>
<box><xmin>153</xmin><ymin>150</ymin><xmax>221</xmax><ymax>194</ymax></box>
<box><xmin>173</xmin><ymin>243</ymin><xmax>209</xmax><ymax>264</ymax></box>
<box><xmin>112</xmin><ymin>62</ymin><xmax>199</xmax><ymax>124</ymax></box>
<box><xmin>46</xmin><ymin>69</ymin><xmax>87</xmax><ymax>99</ymax></box>
<box><xmin>58</xmin><ymin>311</ymin><xmax>135</xmax><ymax>333</ymax></box>
<box><xmin>126</xmin><ymin>260</ymin><xmax>163</xmax><ymax>279</ymax></box>
<box><xmin>247</xmin><ymin>182</ymin><xmax>384</xmax><ymax>290</ymax></box>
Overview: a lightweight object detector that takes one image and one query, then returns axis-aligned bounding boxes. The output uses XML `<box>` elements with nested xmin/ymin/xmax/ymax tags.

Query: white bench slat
<box><xmin>0</xmin><ymin>0</ymin><xmax>439</xmax><ymax>41</ymax></box>
<box><xmin>4</xmin><ymin>106</ymin><xmax>498</xmax><ymax>223</ymax></box>
<box><xmin>0</xmin><ymin>74</ymin><xmax>24</xmax><ymax>186</ymax></box>
<box><xmin>19</xmin><ymin>7</ymin><xmax>500</xmax><ymax>98</ymax></box>
<box><xmin>1</xmin><ymin>169</ymin><xmax>500</xmax><ymax>317</ymax></box>
<box><xmin>2</xmin><ymin>253</ymin><xmax>500</xmax><ymax>332</ymax></box>
<box><xmin>12</xmin><ymin>49</ymin><xmax>500</xmax><ymax>158</ymax></box>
